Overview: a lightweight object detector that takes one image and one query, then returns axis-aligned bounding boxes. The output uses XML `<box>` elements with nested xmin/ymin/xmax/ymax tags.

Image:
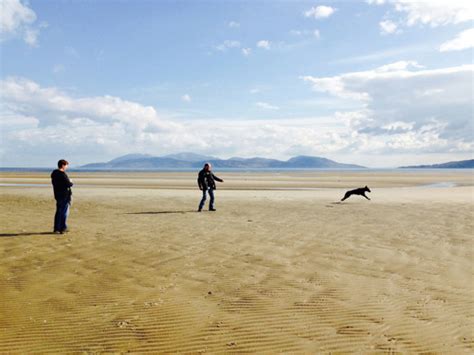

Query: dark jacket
<box><xmin>51</xmin><ymin>169</ymin><xmax>73</xmax><ymax>201</ymax></box>
<box><xmin>197</xmin><ymin>169</ymin><xmax>223</xmax><ymax>190</ymax></box>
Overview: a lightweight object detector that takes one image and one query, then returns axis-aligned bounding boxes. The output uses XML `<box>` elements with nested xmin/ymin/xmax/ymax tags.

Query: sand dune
<box><xmin>0</xmin><ymin>171</ymin><xmax>473</xmax><ymax>352</ymax></box>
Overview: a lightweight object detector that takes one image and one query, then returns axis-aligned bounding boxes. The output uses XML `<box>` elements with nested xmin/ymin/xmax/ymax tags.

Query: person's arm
<box><xmin>212</xmin><ymin>174</ymin><xmax>223</xmax><ymax>183</ymax></box>
<box><xmin>197</xmin><ymin>174</ymin><xmax>203</xmax><ymax>190</ymax></box>
<box><xmin>64</xmin><ymin>173</ymin><xmax>73</xmax><ymax>187</ymax></box>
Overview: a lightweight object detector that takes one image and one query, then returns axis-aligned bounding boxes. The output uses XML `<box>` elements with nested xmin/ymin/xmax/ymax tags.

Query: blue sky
<box><xmin>1</xmin><ymin>0</ymin><xmax>473</xmax><ymax>167</ymax></box>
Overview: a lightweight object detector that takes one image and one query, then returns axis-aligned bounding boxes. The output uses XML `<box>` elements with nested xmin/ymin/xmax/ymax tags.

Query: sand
<box><xmin>1</xmin><ymin>171</ymin><xmax>473</xmax><ymax>353</ymax></box>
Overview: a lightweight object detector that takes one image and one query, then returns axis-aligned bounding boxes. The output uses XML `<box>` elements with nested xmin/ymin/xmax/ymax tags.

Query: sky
<box><xmin>1</xmin><ymin>0</ymin><xmax>473</xmax><ymax>168</ymax></box>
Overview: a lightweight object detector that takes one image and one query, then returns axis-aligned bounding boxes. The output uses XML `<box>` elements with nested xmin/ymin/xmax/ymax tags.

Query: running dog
<box><xmin>341</xmin><ymin>186</ymin><xmax>371</xmax><ymax>201</ymax></box>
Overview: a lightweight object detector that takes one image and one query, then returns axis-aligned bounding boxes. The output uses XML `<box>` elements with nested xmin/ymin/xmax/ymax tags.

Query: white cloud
<box><xmin>256</xmin><ymin>40</ymin><xmax>270</xmax><ymax>49</ymax></box>
<box><xmin>228</xmin><ymin>21</ymin><xmax>240</xmax><ymax>28</ymax></box>
<box><xmin>376</xmin><ymin>60</ymin><xmax>424</xmax><ymax>71</ymax></box>
<box><xmin>290</xmin><ymin>29</ymin><xmax>320</xmax><ymax>38</ymax></box>
<box><xmin>1</xmin><ymin>73</ymin><xmax>471</xmax><ymax>167</ymax></box>
<box><xmin>379</xmin><ymin>20</ymin><xmax>399</xmax><ymax>34</ymax></box>
<box><xmin>393</xmin><ymin>0</ymin><xmax>473</xmax><ymax>27</ymax></box>
<box><xmin>302</xmin><ymin>62</ymin><xmax>474</xmax><ymax>156</ymax></box>
<box><xmin>304</xmin><ymin>5</ymin><xmax>336</xmax><ymax>19</ymax></box>
<box><xmin>242</xmin><ymin>47</ymin><xmax>252</xmax><ymax>56</ymax></box>
<box><xmin>0</xmin><ymin>0</ymin><xmax>44</xmax><ymax>46</ymax></box>
<box><xmin>255</xmin><ymin>102</ymin><xmax>279</xmax><ymax>110</ymax></box>
<box><xmin>1</xmin><ymin>77</ymin><xmax>357</xmax><ymax>166</ymax></box>
<box><xmin>215</xmin><ymin>40</ymin><xmax>241</xmax><ymax>51</ymax></box>
<box><xmin>370</xmin><ymin>0</ymin><xmax>474</xmax><ymax>32</ymax></box>
<box><xmin>181</xmin><ymin>94</ymin><xmax>191</xmax><ymax>102</ymax></box>
<box><xmin>290</xmin><ymin>30</ymin><xmax>303</xmax><ymax>36</ymax></box>
<box><xmin>440</xmin><ymin>28</ymin><xmax>474</xmax><ymax>52</ymax></box>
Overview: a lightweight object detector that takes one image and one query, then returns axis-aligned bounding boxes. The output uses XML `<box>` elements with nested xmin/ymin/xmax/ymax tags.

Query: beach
<box><xmin>1</xmin><ymin>171</ymin><xmax>473</xmax><ymax>353</ymax></box>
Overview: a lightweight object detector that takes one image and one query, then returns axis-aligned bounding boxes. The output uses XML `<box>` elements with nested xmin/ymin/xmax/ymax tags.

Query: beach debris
<box><xmin>116</xmin><ymin>321</ymin><xmax>130</xmax><ymax>328</ymax></box>
<box><xmin>226</xmin><ymin>341</ymin><xmax>236</xmax><ymax>347</ymax></box>
<box><xmin>144</xmin><ymin>301</ymin><xmax>161</xmax><ymax>307</ymax></box>
<box><xmin>208</xmin><ymin>291</ymin><xmax>212</xmax><ymax>295</ymax></box>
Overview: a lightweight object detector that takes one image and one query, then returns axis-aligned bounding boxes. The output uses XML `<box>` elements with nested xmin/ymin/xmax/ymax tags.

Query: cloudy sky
<box><xmin>1</xmin><ymin>0</ymin><xmax>473</xmax><ymax>167</ymax></box>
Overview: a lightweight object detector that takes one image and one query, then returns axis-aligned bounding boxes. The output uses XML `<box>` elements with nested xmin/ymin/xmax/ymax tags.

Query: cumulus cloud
<box><xmin>0</xmin><ymin>0</ymin><xmax>44</xmax><ymax>46</ymax></box>
<box><xmin>440</xmin><ymin>28</ymin><xmax>474</xmax><ymax>52</ymax></box>
<box><xmin>215</xmin><ymin>40</ymin><xmax>241</xmax><ymax>51</ymax></box>
<box><xmin>242</xmin><ymin>47</ymin><xmax>252</xmax><ymax>56</ymax></box>
<box><xmin>0</xmin><ymin>77</ymin><xmax>347</xmax><ymax>166</ymax></box>
<box><xmin>290</xmin><ymin>29</ymin><xmax>320</xmax><ymax>38</ymax></box>
<box><xmin>392</xmin><ymin>0</ymin><xmax>473</xmax><ymax>27</ymax></box>
<box><xmin>256</xmin><ymin>40</ymin><xmax>270</xmax><ymax>49</ymax></box>
<box><xmin>302</xmin><ymin>62</ymin><xmax>474</xmax><ymax>156</ymax></box>
<box><xmin>379</xmin><ymin>20</ymin><xmax>399</xmax><ymax>34</ymax></box>
<box><xmin>304</xmin><ymin>5</ymin><xmax>336</xmax><ymax>19</ymax></box>
<box><xmin>370</xmin><ymin>0</ymin><xmax>474</xmax><ymax>34</ymax></box>
<box><xmin>228</xmin><ymin>21</ymin><xmax>240</xmax><ymax>28</ymax></box>
<box><xmin>255</xmin><ymin>102</ymin><xmax>279</xmax><ymax>110</ymax></box>
<box><xmin>1</xmin><ymin>72</ymin><xmax>472</xmax><ymax>167</ymax></box>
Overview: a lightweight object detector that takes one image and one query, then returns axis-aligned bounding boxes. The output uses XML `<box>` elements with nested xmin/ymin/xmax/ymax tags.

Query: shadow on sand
<box><xmin>126</xmin><ymin>210</ymin><xmax>197</xmax><ymax>215</ymax></box>
<box><xmin>0</xmin><ymin>232</ymin><xmax>56</xmax><ymax>238</ymax></box>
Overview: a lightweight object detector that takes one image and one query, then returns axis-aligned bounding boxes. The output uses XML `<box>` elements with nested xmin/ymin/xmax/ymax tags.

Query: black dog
<box><xmin>341</xmin><ymin>186</ymin><xmax>371</xmax><ymax>201</ymax></box>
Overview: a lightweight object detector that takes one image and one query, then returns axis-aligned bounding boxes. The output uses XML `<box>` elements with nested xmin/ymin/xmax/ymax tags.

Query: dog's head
<box><xmin>365</xmin><ymin>185</ymin><xmax>371</xmax><ymax>192</ymax></box>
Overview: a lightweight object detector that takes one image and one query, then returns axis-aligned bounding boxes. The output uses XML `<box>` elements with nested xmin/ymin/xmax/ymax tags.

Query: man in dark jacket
<box><xmin>197</xmin><ymin>163</ymin><xmax>223</xmax><ymax>212</ymax></box>
<box><xmin>51</xmin><ymin>159</ymin><xmax>73</xmax><ymax>234</ymax></box>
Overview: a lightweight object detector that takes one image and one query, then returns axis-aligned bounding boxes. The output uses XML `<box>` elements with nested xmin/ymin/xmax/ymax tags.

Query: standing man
<box><xmin>51</xmin><ymin>159</ymin><xmax>73</xmax><ymax>234</ymax></box>
<box><xmin>197</xmin><ymin>163</ymin><xmax>223</xmax><ymax>212</ymax></box>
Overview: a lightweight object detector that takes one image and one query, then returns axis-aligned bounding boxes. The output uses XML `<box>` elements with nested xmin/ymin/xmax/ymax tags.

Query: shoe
<box><xmin>209</xmin><ymin>208</ymin><xmax>216</xmax><ymax>211</ymax></box>
<box><xmin>60</xmin><ymin>229</ymin><xmax>69</xmax><ymax>234</ymax></box>
<box><xmin>197</xmin><ymin>209</ymin><xmax>202</xmax><ymax>212</ymax></box>
<box><xmin>53</xmin><ymin>230</ymin><xmax>61</xmax><ymax>234</ymax></box>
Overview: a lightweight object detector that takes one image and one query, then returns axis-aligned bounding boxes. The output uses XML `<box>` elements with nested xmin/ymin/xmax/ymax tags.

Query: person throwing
<box><xmin>51</xmin><ymin>159</ymin><xmax>73</xmax><ymax>234</ymax></box>
<box><xmin>197</xmin><ymin>163</ymin><xmax>223</xmax><ymax>212</ymax></box>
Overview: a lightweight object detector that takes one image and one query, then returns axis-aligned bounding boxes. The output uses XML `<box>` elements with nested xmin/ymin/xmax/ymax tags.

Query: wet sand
<box><xmin>1</xmin><ymin>171</ymin><xmax>473</xmax><ymax>352</ymax></box>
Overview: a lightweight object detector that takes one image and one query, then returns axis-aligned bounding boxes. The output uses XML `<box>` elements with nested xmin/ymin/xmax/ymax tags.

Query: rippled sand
<box><xmin>1</xmin><ymin>171</ymin><xmax>473</xmax><ymax>352</ymax></box>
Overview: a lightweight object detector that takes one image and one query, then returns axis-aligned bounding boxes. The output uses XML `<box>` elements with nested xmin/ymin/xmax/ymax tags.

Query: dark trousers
<box><xmin>54</xmin><ymin>198</ymin><xmax>70</xmax><ymax>232</ymax></box>
<box><xmin>199</xmin><ymin>188</ymin><xmax>215</xmax><ymax>210</ymax></box>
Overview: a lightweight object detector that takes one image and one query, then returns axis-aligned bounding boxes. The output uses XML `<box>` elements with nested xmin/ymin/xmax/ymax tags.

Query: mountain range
<box><xmin>400</xmin><ymin>159</ymin><xmax>474</xmax><ymax>169</ymax></box>
<box><xmin>80</xmin><ymin>153</ymin><xmax>365</xmax><ymax>169</ymax></box>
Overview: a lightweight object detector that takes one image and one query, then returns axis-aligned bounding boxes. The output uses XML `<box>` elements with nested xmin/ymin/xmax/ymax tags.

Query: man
<box><xmin>51</xmin><ymin>159</ymin><xmax>73</xmax><ymax>234</ymax></box>
<box><xmin>197</xmin><ymin>163</ymin><xmax>224</xmax><ymax>212</ymax></box>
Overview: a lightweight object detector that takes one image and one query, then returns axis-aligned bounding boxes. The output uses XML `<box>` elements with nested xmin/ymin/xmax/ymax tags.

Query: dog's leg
<box><xmin>363</xmin><ymin>193</ymin><xmax>370</xmax><ymax>200</ymax></box>
<box><xmin>341</xmin><ymin>192</ymin><xmax>350</xmax><ymax>201</ymax></box>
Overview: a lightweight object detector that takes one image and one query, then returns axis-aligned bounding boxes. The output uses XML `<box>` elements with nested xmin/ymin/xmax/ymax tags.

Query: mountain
<box><xmin>163</xmin><ymin>152</ymin><xmax>217</xmax><ymax>162</ymax></box>
<box><xmin>80</xmin><ymin>153</ymin><xmax>366</xmax><ymax>169</ymax></box>
<box><xmin>400</xmin><ymin>159</ymin><xmax>474</xmax><ymax>169</ymax></box>
<box><xmin>109</xmin><ymin>153</ymin><xmax>153</xmax><ymax>163</ymax></box>
<box><xmin>285</xmin><ymin>156</ymin><xmax>362</xmax><ymax>169</ymax></box>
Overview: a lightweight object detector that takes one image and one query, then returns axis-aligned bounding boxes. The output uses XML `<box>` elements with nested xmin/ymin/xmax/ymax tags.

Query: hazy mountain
<box><xmin>108</xmin><ymin>153</ymin><xmax>153</xmax><ymax>163</ymax></box>
<box><xmin>163</xmin><ymin>152</ymin><xmax>217</xmax><ymax>162</ymax></box>
<box><xmin>400</xmin><ymin>159</ymin><xmax>474</xmax><ymax>169</ymax></box>
<box><xmin>81</xmin><ymin>153</ymin><xmax>366</xmax><ymax>169</ymax></box>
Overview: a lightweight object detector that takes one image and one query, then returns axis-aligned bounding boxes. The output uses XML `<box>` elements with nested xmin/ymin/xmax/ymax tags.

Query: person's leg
<box><xmin>56</xmin><ymin>199</ymin><xmax>69</xmax><ymax>232</ymax></box>
<box><xmin>209</xmin><ymin>189</ymin><xmax>215</xmax><ymax>210</ymax></box>
<box><xmin>54</xmin><ymin>200</ymin><xmax>62</xmax><ymax>232</ymax></box>
<box><xmin>198</xmin><ymin>189</ymin><xmax>207</xmax><ymax>211</ymax></box>
<box><xmin>62</xmin><ymin>201</ymin><xmax>71</xmax><ymax>231</ymax></box>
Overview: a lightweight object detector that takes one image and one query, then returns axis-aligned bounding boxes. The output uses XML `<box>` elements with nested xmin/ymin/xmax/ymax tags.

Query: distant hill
<box><xmin>80</xmin><ymin>153</ymin><xmax>365</xmax><ymax>169</ymax></box>
<box><xmin>400</xmin><ymin>159</ymin><xmax>474</xmax><ymax>169</ymax></box>
<box><xmin>163</xmin><ymin>152</ymin><xmax>217</xmax><ymax>162</ymax></box>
